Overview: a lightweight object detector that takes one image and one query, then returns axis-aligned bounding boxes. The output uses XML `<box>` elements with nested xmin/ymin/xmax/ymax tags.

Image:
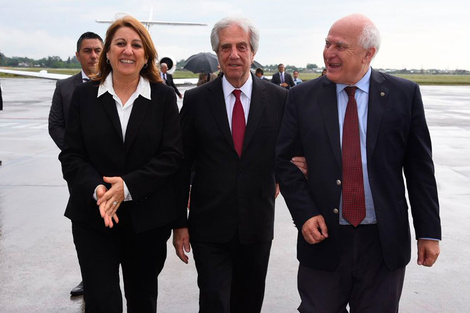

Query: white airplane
<box><xmin>0</xmin><ymin>8</ymin><xmax>205</xmax><ymax>85</ymax></box>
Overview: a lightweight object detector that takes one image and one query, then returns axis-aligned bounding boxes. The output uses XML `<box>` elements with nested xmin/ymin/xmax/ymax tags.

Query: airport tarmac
<box><xmin>0</xmin><ymin>77</ymin><xmax>469</xmax><ymax>312</ymax></box>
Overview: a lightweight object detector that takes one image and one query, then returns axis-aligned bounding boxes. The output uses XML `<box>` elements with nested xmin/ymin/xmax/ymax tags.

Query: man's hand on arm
<box><xmin>173</xmin><ymin>227</ymin><xmax>191</xmax><ymax>264</ymax></box>
<box><xmin>302</xmin><ymin>215</ymin><xmax>328</xmax><ymax>244</ymax></box>
<box><xmin>291</xmin><ymin>156</ymin><xmax>308</xmax><ymax>178</ymax></box>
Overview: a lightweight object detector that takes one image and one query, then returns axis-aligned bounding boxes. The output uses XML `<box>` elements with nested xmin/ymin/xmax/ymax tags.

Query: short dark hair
<box><xmin>76</xmin><ymin>32</ymin><xmax>103</xmax><ymax>52</ymax></box>
<box><xmin>255</xmin><ymin>67</ymin><xmax>264</xmax><ymax>75</ymax></box>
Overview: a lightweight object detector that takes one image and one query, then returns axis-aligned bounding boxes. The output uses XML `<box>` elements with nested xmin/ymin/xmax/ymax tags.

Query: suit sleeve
<box><xmin>403</xmin><ymin>84</ymin><xmax>441</xmax><ymax>239</ymax></box>
<box><xmin>0</xmin><ymin>81</ymin><xmax>3</xmax><ymax>111</ymax></box>
<box><xmin>59</xmin><ymin>87</ymin><xmax>103</xmax><ymax>200</ymax></box>
<box><xmin>49</xmin><ymin>80</ymin><xmax>66</xmax><ymax>150</ymax></box>
<box><xmin>276</xmin><ymin>89</ymin><xmax>321</xmax><ymax>229</ymax></box>
<box><xmin>173</xmin><ymin>90</ymin><xmax>197</xmax><ymax>228</ymax></box>
<box><xmin>287</xmin><ymin>74</ymin><xmax>295</xmax><ymax>88</ymax></box>
<box><xmin>170</xmin><ymin>77</ymin><xmax>181</xmax><ymax>97</ymax></box>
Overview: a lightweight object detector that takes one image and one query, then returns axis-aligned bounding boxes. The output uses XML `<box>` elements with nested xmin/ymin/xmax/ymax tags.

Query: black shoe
<box><xmin>70</xmin><ymin>281</ymin><xmax>84</xmax><ymax>296</ymax></box>
<box><xmin>0</xmin><ymin>160</ymin><xmax>2</xmax><ymax>165</ymax></box>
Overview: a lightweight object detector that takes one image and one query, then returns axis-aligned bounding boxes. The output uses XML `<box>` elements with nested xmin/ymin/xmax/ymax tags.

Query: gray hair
<box><xmin>210</xmin><ymin>16</ymin><xmax>260</xmax><ymax>54</ymax></box>
<box><xmin>359</xmin><ymin>23</ymin><xmax>381</xmax><ymax>55</ymax></box>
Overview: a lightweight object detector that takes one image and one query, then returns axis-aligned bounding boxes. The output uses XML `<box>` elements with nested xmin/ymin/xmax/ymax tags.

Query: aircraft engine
<box><xmin>159</xmin><ymin>56</ymin><xmax>176</xmax><ymax>74</ymax></box>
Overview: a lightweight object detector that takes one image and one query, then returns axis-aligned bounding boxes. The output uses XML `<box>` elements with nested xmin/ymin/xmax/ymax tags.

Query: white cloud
<box><xmin>0</xmin><ymin>0</ymin><xmax>469</xmax><ymax>70</ymax></box>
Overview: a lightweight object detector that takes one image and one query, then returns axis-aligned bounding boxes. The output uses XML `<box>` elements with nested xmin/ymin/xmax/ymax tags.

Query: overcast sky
<box><xmin>1</xmin><ymin>0</ymin><xmax>468</xmax><ymax>70</ymax></box>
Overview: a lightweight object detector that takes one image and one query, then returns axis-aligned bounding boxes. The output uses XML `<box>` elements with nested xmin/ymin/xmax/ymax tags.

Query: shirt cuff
<box><xmin>123</xmin><ymin>180</ymin><xmax>132</xmax><ymax>201</ymax></box>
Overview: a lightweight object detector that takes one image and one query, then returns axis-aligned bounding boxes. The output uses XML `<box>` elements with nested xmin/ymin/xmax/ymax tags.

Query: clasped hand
<box><xmin>96</xmin><ymin>176</ymin><xmax>125</xmax><ymax>228</ymax></box>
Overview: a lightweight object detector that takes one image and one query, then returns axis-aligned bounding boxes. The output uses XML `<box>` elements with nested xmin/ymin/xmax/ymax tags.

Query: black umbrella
<box><xmin>183</xmin><ymin>52</ymin><xmax>219</xmax><ymax>73</ymax></box>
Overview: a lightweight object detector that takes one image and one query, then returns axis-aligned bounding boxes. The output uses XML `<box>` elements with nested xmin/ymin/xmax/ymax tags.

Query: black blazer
<box><xmin>177</xmin><ymin>74</ymin><xmax>288</xmax><ymax>244</ymax></box>
<box><xmin>164</xmin><ymin>73</ymin><xmax>182</xmax><ymax>97</ymax></box>
<box><xmin>49</xmin><ymin>72</ymin><xmax>83</xmax><ymax>149</ymax></box>
<box><xmin>0</xmin><ymin>79</ymin><xmax>3</xmax><ymax>111</ymax></box>
<box><xmin>271</xmin><ymin>72</ymin><xmax>295</xmax><ymax>89</ymax></box>
<box><xmin>276</xmin><ymin>69</ymin><xmax>441</xmax><ymax>271</ymax></box>
<box><xmin>60</xmin><ymin>80</ymin><xmax>184</xmax><ymax>233</ymax></box>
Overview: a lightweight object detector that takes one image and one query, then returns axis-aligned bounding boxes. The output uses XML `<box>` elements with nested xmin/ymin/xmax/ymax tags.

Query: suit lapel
<box><xmin>244</xmin><ymin>75</ymin><xmax>266</xmax><ymax>153</ymax></box>
<box><xmin>124</xmin><ymin>95</ymin><xmax>150</xmax><ymax>150</ymax></box>
<box><xmin>319</xmin><ymin>79</ymin><xmax>342</xmax><ymax>167</ymax></box>
<box><xmin>367</xmin><ymin>69</ymin><xmax>388</xmax><ymax>159</ymax></box>
<box><xmin>207</xmin><ymin>78</ymin><xmax>234</xmax><ymax>150</ymax></box>
<box><xmin>73</xmin><ymin>73</ymin><xmax>83</xmax><ymax>87</ymax></box>
<box><xmin>100</xmin><ymin>92</ymin><xmax>124</xmax><ymax>142</ymax></box>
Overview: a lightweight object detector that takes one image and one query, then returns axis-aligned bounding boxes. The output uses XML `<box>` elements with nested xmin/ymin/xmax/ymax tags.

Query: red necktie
<box><xmin>342</xmin><ymin>86</ymin><xmax>366</xmax><ymax>227</ymax></box>
<box><xmin>232</xmin><ymin>90</ymin><xmax>245</xmax><ymax>157</ymax></box>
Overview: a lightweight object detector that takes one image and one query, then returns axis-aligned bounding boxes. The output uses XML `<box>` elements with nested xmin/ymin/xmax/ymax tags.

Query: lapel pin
<box><xmin>380</xmin><ymin>92</ymin><xmax>385</xmax><ymax>97</ymax></box>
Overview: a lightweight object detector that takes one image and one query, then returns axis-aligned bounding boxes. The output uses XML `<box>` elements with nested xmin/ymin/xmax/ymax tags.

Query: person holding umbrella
<box><xmin>184</xmin><ymin>52</ymin><xmax>219</xmax><ymax>86</ymax></box>
<box><xmin>173</xmin><ymin>16</ymin><xmax>288</xmax><ymax>312</ymax></box>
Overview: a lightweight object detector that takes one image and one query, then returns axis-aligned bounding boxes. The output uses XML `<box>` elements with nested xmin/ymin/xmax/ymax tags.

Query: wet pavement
<box><xmin>0</xmin><ymin>78</ymin><xmax>469</xmax><ymax>312</ymax></box>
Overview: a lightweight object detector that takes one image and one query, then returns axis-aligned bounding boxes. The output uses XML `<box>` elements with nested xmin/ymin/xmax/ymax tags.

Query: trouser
<box><xmin>72</xmin><ymin>209</ymin><xmax>171</xmax><ymax>313</ymax></box>
<box><xmin>191</xmin><ymin>237</ymin><xmax>272</xmax><ymax>313</ymax></box>
<box><xmin>297</xmin><ymin>224</ymin><xmax>405</xmax><ymax>313</ymax></box>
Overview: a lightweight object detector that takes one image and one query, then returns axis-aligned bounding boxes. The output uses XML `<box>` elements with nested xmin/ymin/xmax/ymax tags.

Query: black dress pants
<box><xmin>297</xmin><ymin>225</ymin><xmax>405</xmax><ymax>313</ymax></box>
<box><xmin>72</xmin><ymin>208</ymin><xmax>170</xmax><ymax>313</ymax></box>
<box><xmin>191</xmin><ymin>237</ymin><xmax>272</xmax><ymax>313</ymax></box>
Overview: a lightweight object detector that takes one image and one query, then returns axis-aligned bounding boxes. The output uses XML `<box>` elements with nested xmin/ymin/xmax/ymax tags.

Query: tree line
<box><xmin>0</xmin><ymin>52</ymin><xmax>81</xmax><ymax>69</ymax></box>
<box><xmin>1</xmin><ymin>53</ymin><xmax>321</xmax><ymax>73</ymax></box>
<box><xmin>175</xmin><ymin>58</ymin><xmax>320</xmax><ymax>73</ymax></box>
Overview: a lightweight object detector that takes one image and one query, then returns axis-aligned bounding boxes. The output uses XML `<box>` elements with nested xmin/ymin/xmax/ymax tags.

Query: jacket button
<box><xmin>336</xmin><ymin>179</ymin><xmax>342</xmax><ymax>185</ymax></box>
<box><xmin>333</xmin><ymin>208</ymin><xmax>339</xmax><ymax>214</ymax></box>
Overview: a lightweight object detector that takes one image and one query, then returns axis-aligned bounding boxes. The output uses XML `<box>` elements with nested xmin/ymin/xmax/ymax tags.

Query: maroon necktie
<box><xmin>232</xmin><ymin>89</ymin><xmax>245</xmax><ymax>157</ymax></box>
<box><xmin>342</xmin><ymin>86</ymin><xmax>366</xmax><ymax>227</ymax></box>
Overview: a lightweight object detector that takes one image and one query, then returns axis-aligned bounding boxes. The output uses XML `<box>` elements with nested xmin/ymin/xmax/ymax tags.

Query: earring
<box><xmin>106</xmin><ymin>59</ymin><xmax>110</xmax><ymax>64</ymax></box>
<box><xmin>144</xmin><ymin>63</ymin><xmax>148</xmax><ymax>68</ymax></box>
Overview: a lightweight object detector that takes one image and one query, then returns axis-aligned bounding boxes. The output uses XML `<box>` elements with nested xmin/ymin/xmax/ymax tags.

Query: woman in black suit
<box><xmin>59</xmin><ymin>15</ymin><xmax>183</xmax><ymax>313</ymax></box>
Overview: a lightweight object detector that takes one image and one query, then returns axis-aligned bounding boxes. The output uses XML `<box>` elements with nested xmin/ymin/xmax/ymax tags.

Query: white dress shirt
<box><xmin>95</xmin><ymin>73</ymin><xmax>152</xmax><ymax>201</ymax></box>
<box><xmin>221</xmin><ymin>75</ymin><xmax>253</xmax><ymax>132</ymax></box>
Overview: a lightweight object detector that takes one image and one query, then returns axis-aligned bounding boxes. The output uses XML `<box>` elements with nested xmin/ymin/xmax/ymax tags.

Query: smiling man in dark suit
<box><xmin>48</xmin><ymin>31</ymin><xmax>103</xmax><ymax>296</ymax></box>
<box><xmin>276</xmin><ymin>14</ymin><xmax>441</xmax><ymax>312</ymax></box>
<box><xmin>271</xmin><ymin>63</ymin><xmax>295</xmax><ymax>89</ymax></box>
<box><xmin>173</xmin><ymin>16</ymin><xmax>287</xmax><ymax>313</ymax></box>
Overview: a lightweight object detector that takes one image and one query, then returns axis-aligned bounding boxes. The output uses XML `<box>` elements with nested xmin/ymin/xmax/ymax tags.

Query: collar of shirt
<box><xmin>97</xmin><ymin>72</ymin><xmax>151</xmax><ymax>141</ymax></box>
<box><xmin>97</xmin><ymin>72</ymin><xmax>151</xmax><ymax>102</ymax></box>
<box><xmin>81</xmin><ymin>71</ymin><xmax>89</xmax><ymax>82</ymax></box>
<box><xmin>222</xmin><ymin>74</ymin><xmax>252</xmax><ymax>131</ymax></box>
<box><xmin>336</xmin><ymin>66</ymin><xmax>371</xmax><ymax>95</ymax></box>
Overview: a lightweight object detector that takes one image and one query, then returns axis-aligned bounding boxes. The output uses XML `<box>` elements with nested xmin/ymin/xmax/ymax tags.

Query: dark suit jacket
<box><xmin>276</xmin><ymin>69</ymin><xmax>441</xmax><ymax>271</ymax></box>
<box><xmin>59</xmin><ymin>80</ymin><xmax>184</xmax><ymax>233</ymax></box>
<box><xmin>271</xmin><ymin>72</ymin><xmax>295</xmax><ymax>89</ymax></box>
<box><xmin>164</xmin><ymin>73</ymin><xmax>182</xmax><ymax>97</ymax></box>
<box><xmin>0</xmin><ymin>80</ymin><xmax>3</xmax><ymax>111</ymax></box>
<box><xmin>49</xmin><ymin>72</ymin><xmax>83</xmax><ymax>149</ymax></box>
<box><xmin>177</xmin><ymin>74</ymin><xmax>288</xmax><ymax>244</ymax></box>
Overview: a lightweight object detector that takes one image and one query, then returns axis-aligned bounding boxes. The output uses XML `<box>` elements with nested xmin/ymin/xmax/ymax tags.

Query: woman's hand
<box><xmin>96</xmin><ymin>177</ymin><xmax>125</xmax><ymax>228</ymax></box>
